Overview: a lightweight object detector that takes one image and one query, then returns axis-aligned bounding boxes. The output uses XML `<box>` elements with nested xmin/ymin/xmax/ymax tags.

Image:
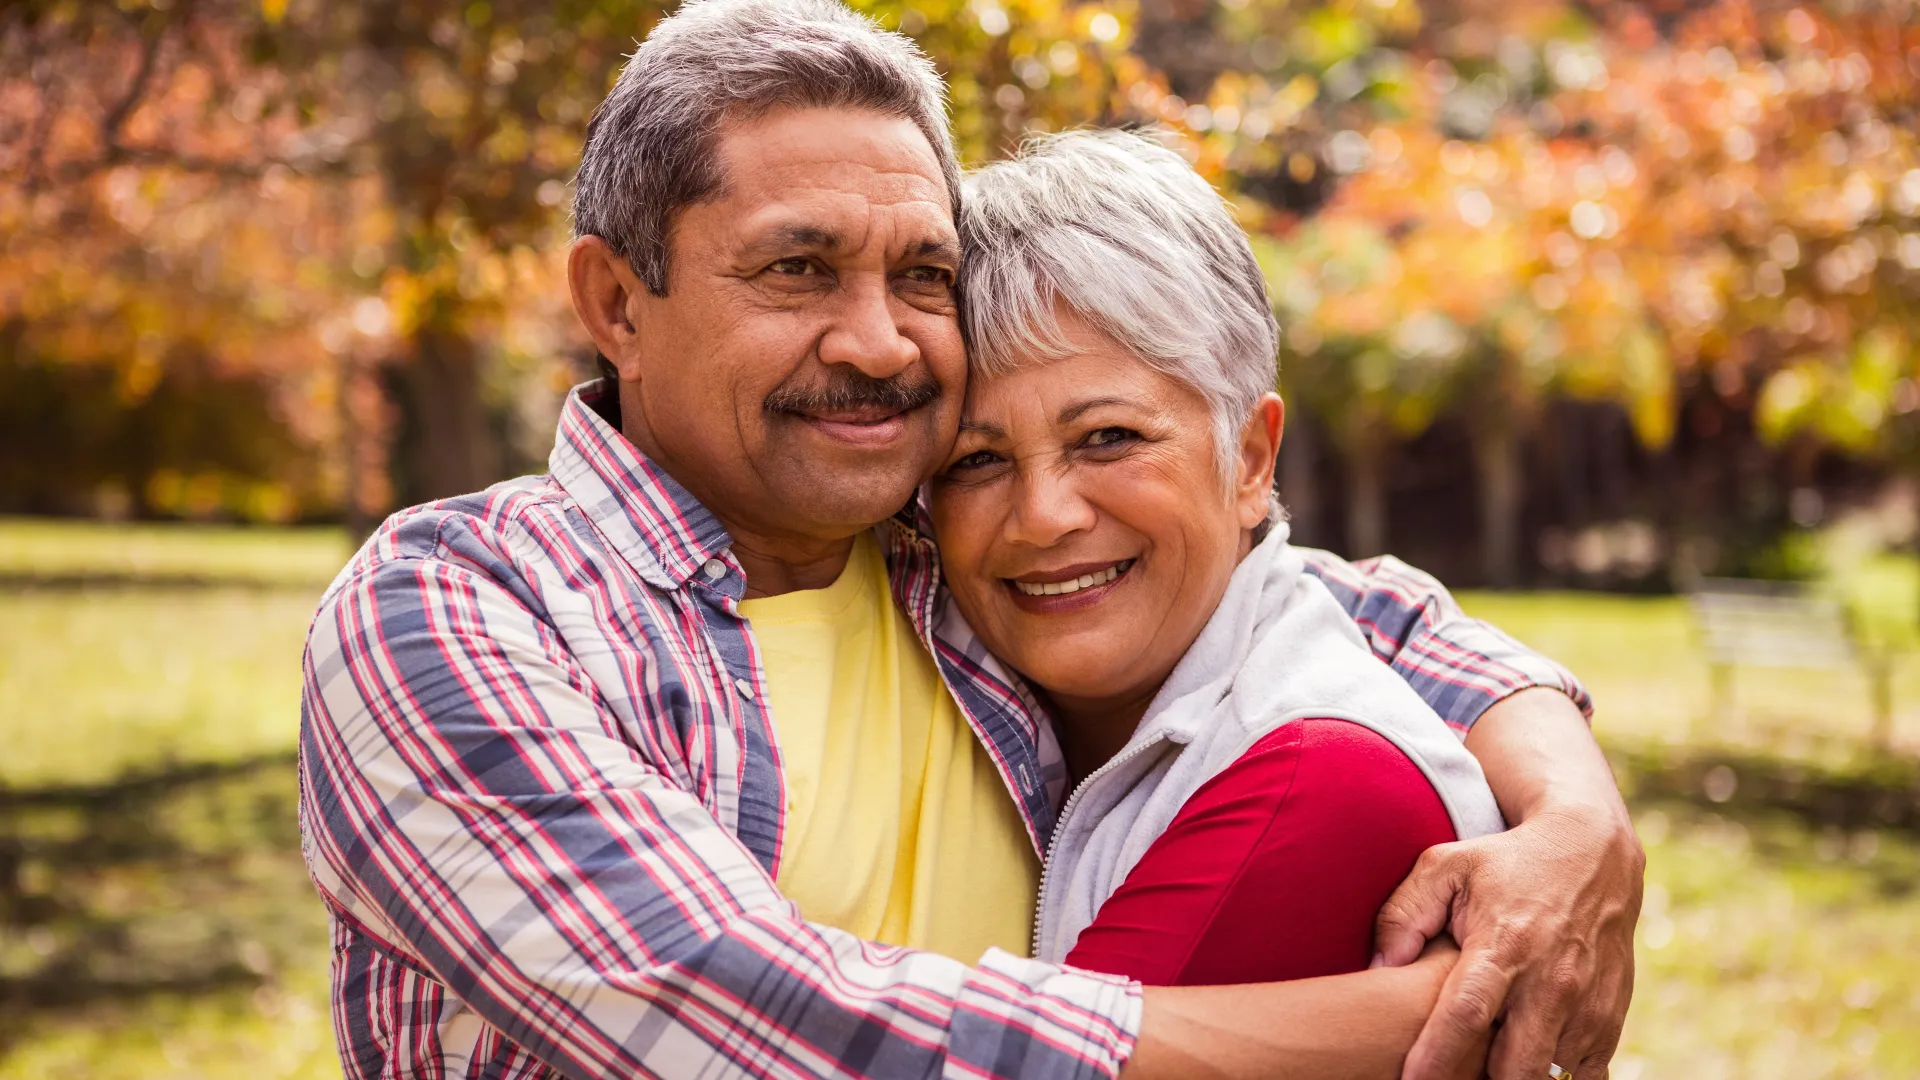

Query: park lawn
<box><xmin>0</xmin><ymin>516</ymin><xmax>349</xmax><ymax>788</ymax></box>
<box><xmin>3</xmin><ymin>518</ymin><xmax>1917</xmax><ymax>1075</ymax></box>
<box><xmin>0</xmin><ymin>585</ymin><xmax>322</xmax><ymax>788</ymax></box>
<box><xmin>0</xmin><ymin>517</ymin><xmax>351</xmax><ymax>587</ymax></box>
<box><xmin>1461</xmin><ymin>590</ymin><xmax>1920</xmax><ymax>756</ymax></box>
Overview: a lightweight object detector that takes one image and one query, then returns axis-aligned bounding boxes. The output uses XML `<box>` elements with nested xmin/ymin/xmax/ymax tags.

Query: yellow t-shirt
<box><xmin>739</xmin><ymin>532</ymin><xmax>1040</xmax><ymax>961</ymax></box>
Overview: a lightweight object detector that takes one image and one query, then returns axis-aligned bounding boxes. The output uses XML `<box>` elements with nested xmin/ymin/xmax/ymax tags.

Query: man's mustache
<box><xmin>764</xmin><ymin>372</ymin><xmax>943</xmax><ymax>416</ymax></box>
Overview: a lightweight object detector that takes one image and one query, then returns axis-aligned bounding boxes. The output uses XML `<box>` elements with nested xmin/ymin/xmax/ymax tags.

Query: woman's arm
<box><xmin>1066</xmin><ymin>720</ymin><xmax>1455</xmax><ymax>985</ymax></box>
<box><xmin>1070</xmin><ymin>719</ymin><xmax>1478</xmax><ymax>1079</ymax></box>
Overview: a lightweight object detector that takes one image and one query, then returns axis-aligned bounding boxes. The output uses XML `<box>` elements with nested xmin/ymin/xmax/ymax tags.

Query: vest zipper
<box><xmin>1030</xmin><ymin>733</ymin><xmax>1172</xmax><ymax>962</ymax></box>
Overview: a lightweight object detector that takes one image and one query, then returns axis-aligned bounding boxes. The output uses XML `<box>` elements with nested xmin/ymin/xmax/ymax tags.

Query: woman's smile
<box><xmin>1004</xmin><ymin>557</ymin><xmax>1138</xmax><ymax>610</ymax></box>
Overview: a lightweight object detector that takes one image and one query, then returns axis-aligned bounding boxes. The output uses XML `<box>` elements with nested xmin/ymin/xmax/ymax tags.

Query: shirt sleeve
<box><xmin>1063</xmin><ymin>719</ymin><xmax>1458</xmax><ymax>986</ymax></box>
<box><xmin>1296</xmin><ymin>547</ymin><xmax>1593</xmax><ymax>735</ymax></box>
<box><xmin>298</xmin><ymin>550</ymin><xmax>1139</xmax><ymax>1080</ymax></box>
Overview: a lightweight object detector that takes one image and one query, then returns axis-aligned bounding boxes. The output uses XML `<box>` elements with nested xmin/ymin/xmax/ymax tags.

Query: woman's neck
<box><xmin>1045</xmin><ymin>684</ymin><xmax>1163</xmax><ymax>787</ymax></box>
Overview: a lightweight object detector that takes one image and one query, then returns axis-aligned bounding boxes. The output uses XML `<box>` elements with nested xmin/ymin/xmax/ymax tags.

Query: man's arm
<box><xmin>1299</xmin><ymin>550</ymin><xmax>1642</xmax><ymax>1080</ymax></box>
<box><xmin>1123</xmin><ymin>943</ymin><xmax>1485</xmax><ymax>1080</ymax></box>
<box><xmin>1376</xmin><ymin>689</ymin><xmax>1642</xmax><ymax>1080</ymax></box>
<box><xmin>1298</xmin><ymin>549</ymin><xmax>1593</xmax><ymax>734</ymax></box>
<box><xmin>299</xmin><ymin>553</ymin><xmax>1138</xmax><ymax>1080</ymax></box>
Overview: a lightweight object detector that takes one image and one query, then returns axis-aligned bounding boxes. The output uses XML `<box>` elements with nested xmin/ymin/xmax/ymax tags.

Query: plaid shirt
<box><xmin>298</xmin><ymin>381</ymin><xmax>1589</xmax><ymax>1080</ymax></box>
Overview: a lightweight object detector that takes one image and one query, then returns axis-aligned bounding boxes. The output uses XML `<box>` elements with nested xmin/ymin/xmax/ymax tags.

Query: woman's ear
<box><xmin>1233</xmin><ymin>393</ymin><xmax>1285</xmax><ymax>530</ymax></box>
<box><xmin>568</xmin><ymin>235</ymin><xmax>649</xmax><ymax>383</ymax></box>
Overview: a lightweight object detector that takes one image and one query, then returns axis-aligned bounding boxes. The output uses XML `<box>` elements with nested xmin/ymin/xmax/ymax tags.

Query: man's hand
<box><xmin>1375</xmin><ymin>688</ymin><xmax>1645</xmax><ymax>1080</ymax></box>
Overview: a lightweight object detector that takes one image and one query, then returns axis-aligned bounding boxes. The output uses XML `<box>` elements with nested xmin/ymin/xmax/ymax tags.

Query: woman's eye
<box><xmin>1083</xmin><ymin>427</ymin><xmax>1141</xmax><ymax>449</ymax></box>
<box><xmin>768</xmin><ymin>257</ymin><xmax>816</xmax><ymax>276</ymax></box>
<box><xmin>949</xmin><ymin>449</ymin><xmax>1002</xmax><ymax>471</ymax></box>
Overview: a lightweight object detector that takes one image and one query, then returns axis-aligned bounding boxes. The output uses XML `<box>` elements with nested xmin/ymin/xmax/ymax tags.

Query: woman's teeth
<box><xmin>1012</xmin><ymin>560</ymin><xmax>1134</xmax><ymax>597</ymax></box>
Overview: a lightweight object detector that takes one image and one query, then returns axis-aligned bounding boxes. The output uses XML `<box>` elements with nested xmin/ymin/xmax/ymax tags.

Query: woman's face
<box><xmin>929</xmin><ymin>314</ymin><xmax>1281</xmax><ymax>721</ymax></box>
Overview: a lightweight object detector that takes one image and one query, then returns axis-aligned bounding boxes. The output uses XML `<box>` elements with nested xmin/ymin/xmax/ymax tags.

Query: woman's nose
<box><xmin>818</xmin><ymin>278</ymin><xmax>917</xmax><ymax>379</ymax></box>
<box><xmin>1005</xmin><ymin>464</ymin><xmax>1098</xmax><ymax>549</ymax></box>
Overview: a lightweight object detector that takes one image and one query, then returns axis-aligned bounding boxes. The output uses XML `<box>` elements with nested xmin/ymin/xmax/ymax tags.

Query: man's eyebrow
<box><xmin>743</xmin><ymin>225</ymin><xmax>843</xmax><ymax>254</ymax></box>
<box><xmin>906</xmin><ymin>237</ymin><xmax>961</xmax><ymax>264</ymax></box>
<box><xmin>1058</xmin><ymin>396</ymin><xmax>1135</xmax><ymax>424</ymax></box>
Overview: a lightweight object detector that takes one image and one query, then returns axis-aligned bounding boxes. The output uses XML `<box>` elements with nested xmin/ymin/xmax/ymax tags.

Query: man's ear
<box><xmin>569</xmin><ymin>236</ymin><xmax>649</xmax><ymax>382</ymax></box>
<box><xmin>1234</xmin><ymin>393</ymin><xmax>1285</xmax><ymax>530</ymax></box>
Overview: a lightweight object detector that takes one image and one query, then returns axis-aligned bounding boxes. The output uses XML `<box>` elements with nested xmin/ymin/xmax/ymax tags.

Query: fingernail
<box><xmin>1369</xmin><ymin>952</ymin><xmax>1385</xmax><ymax>969</ymax></box>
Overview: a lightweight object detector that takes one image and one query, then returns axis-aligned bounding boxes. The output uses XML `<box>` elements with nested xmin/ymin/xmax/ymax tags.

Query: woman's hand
<box><xmin>1373</xmin><ymin>689</ymin><xmax>1644</xmax><ymax>1080</ymax></box>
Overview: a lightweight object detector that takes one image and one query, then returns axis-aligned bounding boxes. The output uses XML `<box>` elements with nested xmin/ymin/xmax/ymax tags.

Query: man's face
<box><xmin>591</xmin><ymin>106</ymin><xmax>965</xmax><ymax>548</ymax></box>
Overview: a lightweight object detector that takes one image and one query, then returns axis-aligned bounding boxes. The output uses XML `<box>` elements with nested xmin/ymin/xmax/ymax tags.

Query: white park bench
<box><xmin>1687</xmin><ymin>578</ymin><xmax>1892</xmax><ymax>749</ymax></box>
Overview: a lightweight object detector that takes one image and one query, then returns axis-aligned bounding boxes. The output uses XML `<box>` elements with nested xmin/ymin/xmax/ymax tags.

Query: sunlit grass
<box><xmin>0</xmin><ymin>586</ymin><xmax>319</xmax><ymax>787</ymax></box>
<box><xmin>0</xmin><ymin>965</ymin><xmax>340</xmax><ymax>1080</ymax></box>
<box><xmin>0</xmin><ymin>517</ymin><xmax>351</xmax><ymax>586</ymax></box>
<box><xmin>1461</xmin><ymin>590</ymin><xmax>1920</xmax><ymax>756</ymax></box>
<box><xmin>1617</xmin><ymin>802</ymin><xmax>1920</xmax><ymax>1078</ymax></box>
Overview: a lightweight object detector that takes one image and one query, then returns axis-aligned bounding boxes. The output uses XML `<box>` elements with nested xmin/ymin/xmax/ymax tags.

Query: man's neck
<box><xmin>729</xmin><ymin>530</ymin><xmax>859</xmax><ymax>598</ymax></box>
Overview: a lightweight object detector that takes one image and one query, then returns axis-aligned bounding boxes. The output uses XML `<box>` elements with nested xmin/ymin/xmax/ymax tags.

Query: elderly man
<box><xmin>298</xmin><ymin>1</ymin><xmax>1642</xmax><ymax>1078</ymax></box>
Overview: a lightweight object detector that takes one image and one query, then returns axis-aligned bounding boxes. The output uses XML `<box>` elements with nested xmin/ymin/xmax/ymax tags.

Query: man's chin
<box><xmin>766</xmin><ymin>459</ymin><xmax>929</xmax><ymax>532</ymax></box>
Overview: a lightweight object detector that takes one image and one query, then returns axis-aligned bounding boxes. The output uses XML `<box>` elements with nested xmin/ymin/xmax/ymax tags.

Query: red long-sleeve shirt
<box><xmin>1065</xmin><ymin>718</ymin><xmax>1459</xmax><ymax>985</ymax></box>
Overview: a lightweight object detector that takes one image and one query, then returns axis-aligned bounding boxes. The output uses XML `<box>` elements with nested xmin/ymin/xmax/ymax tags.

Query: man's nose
<box><xmin>1004</xmin><ymin>462</ymin><xmax>1098</xmax><ymax>550</ymax></box>
<box><xmin>818</xmin><ymin>277</ymin><xmax>918</xmax><ymax>379</ymax></box>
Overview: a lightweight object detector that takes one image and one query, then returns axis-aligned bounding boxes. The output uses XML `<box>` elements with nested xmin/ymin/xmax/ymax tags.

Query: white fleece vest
<box><xmin>1032</xmin><ymin>523</ymin><xmax>1506</xmax><ymax>964</ymax></box>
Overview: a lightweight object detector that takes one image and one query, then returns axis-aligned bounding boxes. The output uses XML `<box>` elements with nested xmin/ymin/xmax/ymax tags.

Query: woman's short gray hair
<box><xmin>959</xmin><ymin>129</ymin><xmax>1280</xmax><ymax>474</ymax></box>
<box><xmin>573</xmin><ymin>0</ymin><xmax>959</xmax><ymax>296</ymax></box>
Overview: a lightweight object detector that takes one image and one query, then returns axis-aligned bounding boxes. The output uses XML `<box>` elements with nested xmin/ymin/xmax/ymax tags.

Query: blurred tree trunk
<box><xmin>384</xmin><ymin>329</ymin><xmax>499</xmax><ymax>505</ymax></box>
<box><xmin>1280</xmin><ymin>400</ymin><xmax>1319</xmax><ymax>545</ymax></box>
<box><xmin>1346</xmin><ymin>429</ymin><xmax>1388</xmax><ymax>558</ymax></box>
<box><xmin>1473</xmin><ymin>421</ymin><xmax>1523</xmax><ymax>588</ymax></box>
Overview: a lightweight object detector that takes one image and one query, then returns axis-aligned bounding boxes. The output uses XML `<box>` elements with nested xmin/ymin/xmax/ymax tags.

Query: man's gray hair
<box><xmin>574</xmin><ymin>0</ymin><xmax>960</xmax><ymax>295</ymax></box>
<box><xmin>960</xmin><ymin>129</ymin><xmax>1280</xmax><ymax>475</ymax></box>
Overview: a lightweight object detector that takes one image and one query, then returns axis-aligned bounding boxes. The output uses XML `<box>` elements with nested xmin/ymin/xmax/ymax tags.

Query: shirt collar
<box><xmin>548</xmin><ymin>378</ymin><xmax>735</xmax><ymax>592</ymax></box>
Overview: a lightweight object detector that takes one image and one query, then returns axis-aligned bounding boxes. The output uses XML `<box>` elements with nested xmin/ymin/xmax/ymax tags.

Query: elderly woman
<box><xmin>929</xmin><ymin>129</ymin><xmax>1505</xmax><ymax>985</ymax></box>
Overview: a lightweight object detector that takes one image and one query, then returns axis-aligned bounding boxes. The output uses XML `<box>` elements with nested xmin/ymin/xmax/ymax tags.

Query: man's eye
<box><xmin>1084</xmin><ymin>427</ymin><xmax>1140</xmax><ymax>449</ymax></box>
<box><xmin>768</xmin><ymin>257</ymin><xmax>816</xmax><ymax>276</ymax></box>
<box><xmin>902</xmin><ymin>265</ymin><xmax>953</xmax><ymax>286</ymax></box>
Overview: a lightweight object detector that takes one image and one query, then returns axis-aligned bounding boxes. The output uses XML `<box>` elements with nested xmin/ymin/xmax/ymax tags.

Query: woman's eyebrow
<box><xmin>958</xmin><ymin>419</ymin><xmax>1007</xmax><ymax>437</ymax></box>
<box><xmin>1057</xmin><ymin>396</ymin><xmax>1134</xmax><ymax>424</ymax></box>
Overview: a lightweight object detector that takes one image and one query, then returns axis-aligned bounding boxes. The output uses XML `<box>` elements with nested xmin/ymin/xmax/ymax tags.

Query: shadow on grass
<box><xmin>0</xmin><ymin>753</ymin><xmax>319</xmax><ymax>1052</ymax></box>
<box><xmin>1612</xmin><ymin>741</ymin><xmax>1920</xmax><ymax>836</ymax></box>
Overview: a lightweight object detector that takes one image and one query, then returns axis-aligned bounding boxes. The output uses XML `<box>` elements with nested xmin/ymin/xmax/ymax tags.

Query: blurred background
<box><xmin>2</xmin><ymin>0</ymin><xmax>1918</xmax><ymax>1075</ymax></box>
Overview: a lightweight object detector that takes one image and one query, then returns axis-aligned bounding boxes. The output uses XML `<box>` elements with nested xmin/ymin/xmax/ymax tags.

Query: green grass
<box><xmin>1461</xmin><ymin>590</ymin><xmax>1920</xmax><ymax>756</ymax></box>
<box><xmin>1620</xmin><ymin>802</ymin><xmax>1920</xmax><ymax>1078</ymax></box>
<box><xmin>3</xmin><ymin>518</ymin><xmax>1918</xmax><ymax>1077</ymax></box>
<box><xmin>0</xmin><ymin>967</ymin><xmax>339</xmax><ymax>1080</ymax></box>
<box><xmin>0</xmin><ymin>517</ymin><xmax>351</xmax><ymax>788</ymax></box>
<box><xmin>0</xmin><ymin>586</ymin><xmax>322</xmax><ymax>788</ymax></box>
<box><xmin>0</xmin><ymin>517</ymin><xmax>351</xmax><ymax>586</ymax></box>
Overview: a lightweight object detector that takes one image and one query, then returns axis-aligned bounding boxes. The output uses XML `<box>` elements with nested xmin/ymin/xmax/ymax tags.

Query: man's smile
<box><xmin>784</xmin><ymin>404</ymin><xmax>915</xmax><ymax>447</ymax></box>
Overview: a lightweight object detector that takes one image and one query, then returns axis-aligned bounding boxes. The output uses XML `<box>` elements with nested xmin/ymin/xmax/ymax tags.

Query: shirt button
<box><xmin>734</xmin><ymin>677</ymin><xmax>755</xmax><ymax>701</ymax></box>
<box><xmin>702</xmin><ymin>558</ymin><xmax>727</xmax><ymax>580</ymax></box>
